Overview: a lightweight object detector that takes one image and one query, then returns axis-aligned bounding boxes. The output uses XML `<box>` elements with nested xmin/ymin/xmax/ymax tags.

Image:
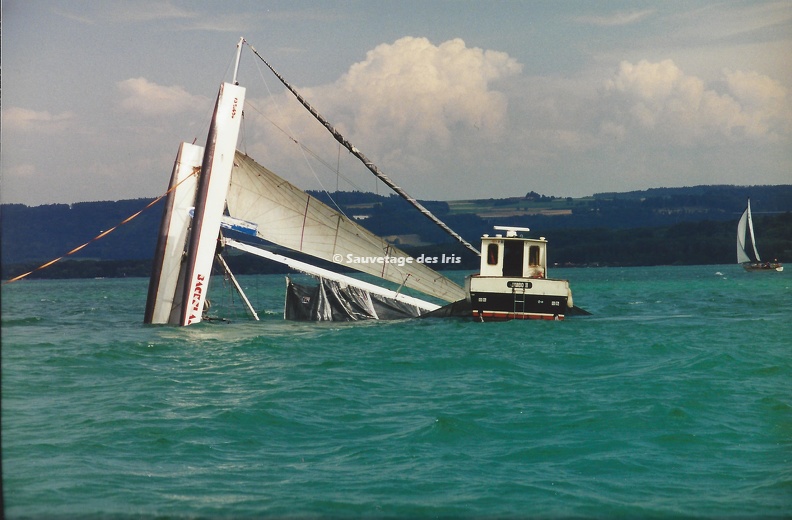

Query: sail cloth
<box><xmin>245</xmin><ymin>42</ymin><xmax>480</xmax><ymax>257</ymax></box>
<box><xmin>226</xmin><ymin>152</ymin><xmax>466</xmax><ymax>303</ymax></box>
<box><xmin>224</xmin><ymin>238</ymin><xmax>440</xmax><ymax>312</ymax></box>
<box><xmin>737</xmin><ymin>200</ymin><xmax>761</xmax><ymax>264</ymax></box>
<box><xmin>285</xmin><ymin>277</ymin><xmax>424</xmax><ymax>321</ymax></box>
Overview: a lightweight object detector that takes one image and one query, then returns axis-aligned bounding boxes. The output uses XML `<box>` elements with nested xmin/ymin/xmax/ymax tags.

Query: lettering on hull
<box><xmin>186</xmin><ymin>274</ymin><xmax>206</xmax><ymax>325</ymax></box>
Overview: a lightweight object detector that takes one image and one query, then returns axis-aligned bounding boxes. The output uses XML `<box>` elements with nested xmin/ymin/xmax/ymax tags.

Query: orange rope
<box><xmin>3</xmin><ymin>170</ymin><xmax>198</xmax><ymax>285</ymax></box>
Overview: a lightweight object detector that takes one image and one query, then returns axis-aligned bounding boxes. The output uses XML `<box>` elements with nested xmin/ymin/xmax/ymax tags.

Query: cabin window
<box><xmin>529</xmin><ymin>246</ymin><xmax>541</xmax><ymax>266</ymax></box>
<box><xmin>487</xmin><ymin>244</ymin><xmax>499</xmax><ymax>265</ymax></box>
<box><xmin>502</xmin><ymin>241</ymin><xmax>524</xmax><ymax>277</ymax></box>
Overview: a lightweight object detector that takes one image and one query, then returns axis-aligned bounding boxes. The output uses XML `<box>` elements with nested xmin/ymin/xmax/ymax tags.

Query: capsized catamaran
<box><xmin>144</xmin><ymin>38</ymin><xmax>583</xmax><ymax>324</ymax></box>
<box><xmin>737</xmin><ymin>198</ymin><xmax>783</xmax><ymax>272</ymax></box>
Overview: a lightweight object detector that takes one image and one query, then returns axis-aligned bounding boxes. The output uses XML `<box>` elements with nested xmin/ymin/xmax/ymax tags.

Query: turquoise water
<box><xmin>2</xmin><ymin>265</ymin><xmax>791</xmax><ymax>518</ymax></box>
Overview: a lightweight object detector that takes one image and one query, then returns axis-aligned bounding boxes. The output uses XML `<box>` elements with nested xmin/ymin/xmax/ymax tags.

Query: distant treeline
<box><xmin>2</xmin><ymin>185</ymin><xmax>791</xmax><ymax>280</ymax></box>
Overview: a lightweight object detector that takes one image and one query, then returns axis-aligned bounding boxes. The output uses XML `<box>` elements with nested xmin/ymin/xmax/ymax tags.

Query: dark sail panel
<box><xmin>285</xmin><ymin>277</ymin><xmax>423</xmax><ymax>321</ymax></box>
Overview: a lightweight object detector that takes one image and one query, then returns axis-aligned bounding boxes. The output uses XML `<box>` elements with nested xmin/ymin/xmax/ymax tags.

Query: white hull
<box><xmin>179</xmin><ymin>82</ymin><xmax>245</xmax><ymax>326</ymax></box>
<box><xmin>143</xmin><ymin>143</ymin><xmax>203</xmax><ymax>324</ymax></box>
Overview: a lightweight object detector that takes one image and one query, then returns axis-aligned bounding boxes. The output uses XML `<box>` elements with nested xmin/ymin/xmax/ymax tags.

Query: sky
<box><xmin>3</xmin><ymin>1</ymin><xmax>792</xmax><ymax>206</ymax></box>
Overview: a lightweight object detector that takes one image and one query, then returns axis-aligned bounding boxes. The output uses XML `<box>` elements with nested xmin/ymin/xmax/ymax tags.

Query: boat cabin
<box><xmin>465</xmin><ymin>225</ymin><xmax>572</xmax><ymax>320</ymax></box>
<box><xmin>479</xmin><ymin>226</ymin><xmax>547</xmax><ymax>279</ymax></box>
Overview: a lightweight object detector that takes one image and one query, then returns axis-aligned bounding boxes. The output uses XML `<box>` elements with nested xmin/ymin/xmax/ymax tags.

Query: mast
<box><xmin>232</xmin><ymin>37</ymin><xmax>245</xmax><ymax>85</ymax></box>
<box><xmin>244</xmin><ymin>42</ymin><xmax>480</xmax><ymax>257</ymax></box>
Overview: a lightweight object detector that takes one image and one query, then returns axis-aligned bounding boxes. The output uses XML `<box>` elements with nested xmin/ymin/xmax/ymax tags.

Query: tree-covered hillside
<box><xmin>2</xmin><ymin>185</ymin><xmax>791</xmax><ymax>279</ymax></box>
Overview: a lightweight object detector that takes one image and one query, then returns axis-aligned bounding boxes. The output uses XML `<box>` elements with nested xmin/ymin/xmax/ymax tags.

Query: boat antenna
<box><xmin>244</xmin><ymin>41</ymin><xmax>480</xmax><ymax>256</ymax></box>
<box><xmin>232</xmin><ymin>37</ymin><xmax>245</xmax><ymax>85</ymax></box>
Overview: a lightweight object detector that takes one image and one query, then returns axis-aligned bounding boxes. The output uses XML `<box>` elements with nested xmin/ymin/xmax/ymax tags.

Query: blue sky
<box><xmin>3</xmin><ymin>1</ymin><xmax>791</xmax><ymax>205</ymax></box>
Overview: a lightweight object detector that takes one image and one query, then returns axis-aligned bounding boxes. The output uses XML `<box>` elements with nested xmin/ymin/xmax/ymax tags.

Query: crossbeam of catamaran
<box><xmin>223</xmin><ymin>238</ymin><xmax>440</xmax><ymax>313</ymax></box>
<box><xmin>244</xmin><ymin>40</ymin><xmax>481</xmax><ymax>257</ymax></box>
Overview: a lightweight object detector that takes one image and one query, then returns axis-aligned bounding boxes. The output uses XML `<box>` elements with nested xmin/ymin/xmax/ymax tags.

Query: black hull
<box><xmin>468</xmin><ymin>290</ymin><xmax>569</xmax><ymax>321</ymax></box>
<box><xmin>742</xmin><ymin>262</ymin><xmax>783</xmax><ymax>272</ymax></box>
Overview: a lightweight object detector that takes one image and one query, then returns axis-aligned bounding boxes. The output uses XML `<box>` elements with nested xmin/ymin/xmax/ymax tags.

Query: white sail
<box><xmin>736</xmin><ymin>207</ymin><xmax>751</xmax><ymax>264</ymax></box>
<box><xmin>226</xmin><ymin>152</ymin><xmax>467</xmax><ymax>303</ymax></box>
<box><xmin>179</xmin><ymin>82</ymin><xmax>246</xmax><ymax>326</ymax></box>
<box><xmin>245</xmin><ymin>43</ymin><xmax>480</xmax><ymax>257</ymax></box>
<box><xmin>737</xmin><ymin>199</ymin><xmax>762</xmax><ymax>264</ymax></box>
<box><xmin>224</xmin><ymin>238</ymin><xmax>440</xmax><ymax>312</ymax></box>
<box><xmin>746</xmin><ymin>200</ymin><xmax>761</xmax><ymax>262</ymax></box>
<box><xmin>144</xmin><ymin>142</ymin><xmax>203</xmax><ymax>324</ymax></box>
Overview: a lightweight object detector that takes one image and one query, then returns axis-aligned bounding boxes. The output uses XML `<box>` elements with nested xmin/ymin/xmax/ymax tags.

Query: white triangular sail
<box><xmin>737</xmin><ymin>199</ymin><xmax>761</xmax><ymax>264</ymax></box>
<box><xmin>736</xmin><ymin>207</ymin><xmax>751</xmax><ymax>264</ymax></box>
<box><xmin>746</xmin><ymin>200</ymin><xmax>761</xmax><ymax>262</ymax></box>
<box><xmin>226</xmin><ymin>152</ymin><xmax>466</xmax><ymax>303</ymax></box>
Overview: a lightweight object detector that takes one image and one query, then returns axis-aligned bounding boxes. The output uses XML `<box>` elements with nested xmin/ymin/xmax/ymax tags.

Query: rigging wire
<box><xmin>3</xmin><ymin>170</ymin><xmax>199</xmax><ymax>285</ymax></box>
<box><xmin>3</xmin><ymin>48</ymin><xmax>247</xmax><ymax>286</ymax></box>
<box><xmin>192</xmin><ymin>45</ymin><xmax>248</xmax><ymax>152</ymax></box>
<box><xmin>242</xmin><ymin>50</ymin><xmax>436</xmax><ymax>291</ymax></box>
<box><xmin>236</xmin><ymin>44</ymin><xmax>466</xmax><ymax>292</ymax></box>
<box><xmin>247</xmin><ymin>52</ymin><xmax>352</xmax><ymax>218</ymax></box>
<box><xmin>243</xmin><ymin>41</ymin><xmax>481</xmax><ymax>256</ymax></box>
<box><xmin>241</xmin><ymin>99</ymin><xmax>365</xmax><ymax>193</ymax></box>
<box><xmin>239</xmin><ymin>57</ymin><xmax>432</xmax><ymax>290</ymax></box>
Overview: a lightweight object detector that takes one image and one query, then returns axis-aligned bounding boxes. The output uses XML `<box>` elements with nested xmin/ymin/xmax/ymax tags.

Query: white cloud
<box><xmin>116</xmin><ymin>78</ymin><xmax>208</xmax><ymax>118</ymax></box>
<box><xmin>341</xmin><ymin>37</ymin><xmax>521</xmax><ymax>145</ymax></box>
<box><xmin>723</xmin><ymin>69</ymin><xmax>790</xmax><ymax>138</ymax></box>
<box><xmin>725</xmin><ymin>69</ymin><xmax>787</xmax><ymax>108</ymax></box>
<box><xmin>2</xmin><ymin>107</ymin><xmax>75</xmax><ymax>132</ymax></box>
<box><xmin>250</xmin><ymin>37</ymin><xmax>523</xmax><ymax>174</ymax></box>
<box><xmin>245</xmin><ymin>46</ymin><xmax>791</xmax><ymax>200</ymax></box>
<box><xmin>602</xmin><ymin>59</ymin><xmax>791</xmax><ymax>145</ymax></box>
<box><xmin>4</xmin><ymin>163</ymin><xmax>37</xmax><ymax>179</ymax></box>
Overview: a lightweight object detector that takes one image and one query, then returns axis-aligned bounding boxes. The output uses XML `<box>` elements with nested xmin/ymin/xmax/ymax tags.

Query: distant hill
<box><xmin>1</xmin><ymin>199</ymin><xmax>165</xmax><ymax>265</ymax></box>
<box><xmin>2</xmin><ymin>185</ymin><xmax>791</xmax><ymax>279</ymax></box>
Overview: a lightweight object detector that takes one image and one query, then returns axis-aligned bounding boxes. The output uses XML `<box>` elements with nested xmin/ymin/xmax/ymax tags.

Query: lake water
<box><xmin>2</xmin><ymin>265</ymin><xmax>790</xmax><ymax>518</ymax></box>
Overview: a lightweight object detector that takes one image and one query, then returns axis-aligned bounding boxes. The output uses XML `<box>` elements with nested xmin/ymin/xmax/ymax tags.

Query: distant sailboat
<box><xmin>737</xmin><ymin>199</ymin><xmax>783</xmax><ymax>272</ymax></box>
